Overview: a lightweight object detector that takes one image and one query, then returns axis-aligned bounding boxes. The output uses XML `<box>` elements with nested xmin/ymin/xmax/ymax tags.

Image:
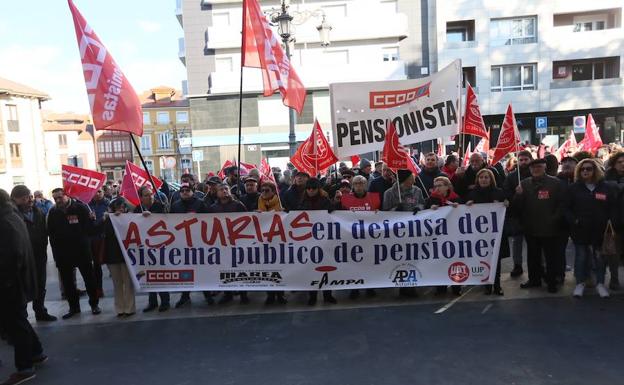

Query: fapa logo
<box><xmin>310</xmin><ymin>266</ymin><xmax>364</xmax><ymax>289</ymax></box>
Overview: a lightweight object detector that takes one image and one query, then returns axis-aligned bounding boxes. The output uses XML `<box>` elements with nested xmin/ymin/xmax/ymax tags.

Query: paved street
<box><xmin>1</xmin><ymin>249</ymin><xmax>623</xmax><ymax>385</ymax></box>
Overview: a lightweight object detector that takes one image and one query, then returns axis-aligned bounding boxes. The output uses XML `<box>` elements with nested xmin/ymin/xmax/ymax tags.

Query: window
<box><xmin>158</xmin><ymin>132</ymin><xmax>171</xmax><ymax>149</ymax></box>
<box><xmin>490</xmin><ymin>16</ymin><xmax>537</xmax><ymax>46</ymax></box>
<box><xmin>215</xmin><ymin>57</ymin><xmax>233</xmax><ymax>72</ymax></box>
<box><xmin>58</xmin><ymin>134</ymin><xmax>68</xmax><ymax>148</ymax></box>
<box><xmin>104</xmin><ymin>141</ymin><xmax>112</xmax><ymax>153</ymax></box>
<box><xmin>140</xmin><ymin>135</ymin><xmax>152</xmax><ymax>151</ymax></box>
<box><xmin>212</xmin><ymin>12</ymin><xmax>230</xmax><ymax>27</ymax></box>
<box><xmin>491</xmin><ymin>64</ymin><xmax>536</xmax><ymax>92</ymax></box>
<box><xmin>143</xmin><ymin>112</ymin><xmax>150</xmax><ymax>124</ymax></box>
<box><xmin>462</xmin><ymin>67</ymin><xmax>476</xmax><ymax>88</ymax></box>
<box><xmin>156</xmin><ymin>112</ymin><xmax>170</xmax><ymax>125</ymax></box>
<box><xmin>144</xmin><ymin>160</ymin><xmax>154</xmax><ymax>174</ymax></box>
<box><xmin>67</xmin><ymin>156</ymin><xmax>84</xmax><ymax>168</ymax></box>
<box><xmin>7</xmin><ymin>104</ymin><xmax>18</xmax><ymax>132</ymax></box>
<box><xmin>176</xmin><ymin>111</ymin><xmax>189</xmax><ymax>123</ymax></box>
<box><xmin>573</xmin><ymin>16</ymin><xmax>607</xmax><ymax>32</ymax></box>
<box><xmin>447</xmin><ymin>28</ymin><xmax>467</xmax><ymax>42</ymax></box>
<box><xmin>324</xmin><ymin>50</ymin><xmax>349</xmax><ymax>65</ymax></box>
<box><xmin>572</xmin><ymin>62</ymin><xmax>605</xmax><ymax>81</ymax></box>
<box><xmin>10</xmin><ymin>143</ymin><xmax>20</xmax><ymax>158</ymax></box>
<box><xmin>113</xmin><ymin>141</ymin><xmax>122</xmax><ymax>153</ymax></box>
<box><xmin>322</xmin><ymin>4</ymin><xmax>347</xmax><ymax>20</ymax></box>
<box><xmin>180</xmin><ymin>158</ymin><xmax>192</xmax><ymax>170</ymax></box>
<box><xmin>382</xmin><ymin>47</ymin><xmax>399</xmax><ymax>62</ymax></box>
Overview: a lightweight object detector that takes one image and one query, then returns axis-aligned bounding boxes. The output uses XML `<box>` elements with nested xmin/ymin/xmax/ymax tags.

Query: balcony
<box><xmin>178</xmin><ymin>37</ymin><xmax>185</xmax><ymax>65</ymax></box>
<box><xmin>550</xmin><ymin>77</ymin><xmax>623</xmax><ymax>89</ymax></box>
<box><xmin>175</xmin><ymin>0</ymin><xmax>183</xmax><ymax>27</ymax></box>
<box><xmin>209</xmin><ymin>60</ymin><xmax>407</xmax><ymax>94</ymax></box>
<box><xmin>545</xmin><ymin>27</ymin><xmax>623</xmax><ymax>60</ymax></box>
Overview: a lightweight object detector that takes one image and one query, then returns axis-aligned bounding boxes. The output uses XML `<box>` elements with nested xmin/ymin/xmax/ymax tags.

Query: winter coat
<box><xmin>170</xmin><ymin>190</ymin><xmax>205</xmax><ymax>205</ymax></box>
<box><xmin>0</xmin><ymin>205</ymin><xmax>38</xmax><ymax>304</ymax></box>
<box><xmin>240</xmin><ymin>192</ymin><xmax>260</xmax><ymax>211</ymax></box>
<box><xmin>564</xmin><ymin>180</ymin><xmax>618</xmax><ymax>247</ymax></box>
<box><xmin>133</xmin><ymin>200</ymin><xmax>167</xmax><ymax>214</ymax></box>
<box><xmin>605</xmin><ymin>168</ymin><xmax>624</xmax><ymax>190</ymax></box>
<box><xmin>454</xmin><ymin>165</ymin><xmax>505</xmax><ymax>199</ymax></box>
<box><xmin>298</xmin><ymin>194</ymin><xmax>332</xmax><ymax>211</ymax></box>
<box><xmin>417</xmin><ymin>168</ymin><xmax>448</xmax><ymax>195</ymax></box>
<box><xmin>502</xmin><ymin>167</ymin><xmax>531</xmax><ymax>200</ymax></box>
<box><xmin>368</xmin><ymin>176</ymin><xmax>395</xmax><ymax>207</ymax></box>
<box><xmin>47</xmin><ymin>199</ymin><xmax>96</xmax><ymax>268</ymax></box>
<box><xmin>208</xmin><ymin>198</ymin><xmax>247</xmax><ymax>213</ymax></box>
<box><xmin>19</xmin><ymin>206</ymin><xmax>48</xmax><ymax>261</ymax></box>
<box><xmin>512</xmin><ymin>175</ymin><xmax>564</xmax><ymax>238</ymax></box>
<box><xmin>424</xmin><ymin>191</ymin><xmax>461</xmax><ymax>209</ymax></box>
<box><xmin>281</xmin><ymin>185</ymin><xmax>305</xmax><ymax>212</ymax></box>
<box><xmin>465</xmin><ymin>186</ymin><xmax>506</xmax><ymax>204</ymax></box>
<box><xmin>170</xmin><ymin>196</ymin><xmax>208</xmax><ymax>214</ymax></box>
<box><xmin>258</xmin><ymin>195</ymin><xmax>282</xmax><ymax>212</ymax></box>
<box><xmin>382</xmin><ymin>184</ymin><xmax>425</xmax><ymax>212</ymax></box>
<box><xmin>102</xmin><ymin>216</ymin><xmax>125</xmax><ymax>265</ymax></box>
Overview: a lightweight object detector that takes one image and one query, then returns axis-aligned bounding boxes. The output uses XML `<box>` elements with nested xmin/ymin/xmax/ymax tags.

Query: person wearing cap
<box><xmin>298</xmin><ymin>178</ymin><xmax>337</xmax><ymax>305</ymax></box>
<box><xmin>10</xmin><ymin>186</ymin><xmax>56</xmax><ymax>322</ymax></box>
<box><xmin>203</xmin><ymin>176</ymin><xmax>222</xmax><ymax>207</ymax></box>
<box><xmin>513</xmin><ymin>158</ymin><xmax>565</xmax><ymax>293</ymax></box>
<box><xmin>47</xmin><ymin>188</ymin><xmax>101</xmax><ymax>319</ymax></box>
<box><xmin>359</xmin><ymin>159</ymin><xmax>372</xmax><ymax>181</ymax></box>
<box><xmin>281</xmin><ymin>170</ymin><xmax>309</xmax><ymax>211</ymax></box>
<box><xmin>240</xmin><ymin>176</ymin><xmax>260</xmax><ymax>211</ymax></box>
<box><xmin>369</xmin><ymin>163</ymin><xmax>396</xmax><ymax>207</ymax></box>
<box><xmin>134</xmin><ymin>186</ymin><xmax>171</xmax><ymax>312</ymax></box>
<box><xmin>225</xmin><ymin>167</ymin><xmax>244</xmax><ymax>198</ymax></box>
<box><xmin>171</xmin><ymin>173</ymin><xmax>205</xmax><ymax>204</ymax></box>
<box><xmin>172</xmin><ymin>183</ymin><xmax>210</xmax><ymax>309</ymax></box>
<box><xmin>0</xmin><ymin>189</ymin><xmax>48</xmax><ymax>385</ymax></box>
<box><xmin>564</xmin><ymin>158</ymin><xmax>618</xmax><ymax>299</ymax></box>
<box><xmin>382</xmin><ymin>169</ymin><xmax>425</xmax><ymax>213</ymax></box>
<box><xmin>101</xmin><ymin>198</ymin><xmax>136</xmax><ymax>317</ymax></box>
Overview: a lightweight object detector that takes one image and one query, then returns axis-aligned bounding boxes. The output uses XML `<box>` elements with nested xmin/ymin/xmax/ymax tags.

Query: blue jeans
<box><xmin>574</xmin><ymin>244</ymin><xmax>606</xmax><ymax>284</ymax></box>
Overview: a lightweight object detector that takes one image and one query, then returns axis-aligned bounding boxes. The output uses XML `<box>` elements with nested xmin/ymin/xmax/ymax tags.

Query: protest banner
<box><xmin>110</xmin><ymin>203</ymin><xmax>505</xmax><ymax>292</ymax></box>
<box><xmin>330</xmin><ymin>60</ymin><xmax>462</xmax><ymax>158</ymax></box>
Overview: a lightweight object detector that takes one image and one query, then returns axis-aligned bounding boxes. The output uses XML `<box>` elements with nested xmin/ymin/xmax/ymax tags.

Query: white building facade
<box><xmin>436</xmin><ymin>0</ymin><xmax>624</xmax><ymax>144</ymax></box>
<box><xmin>177</xmin><ymin>0</ymin><xmax>433</xmax><ymax>172</ymax></box>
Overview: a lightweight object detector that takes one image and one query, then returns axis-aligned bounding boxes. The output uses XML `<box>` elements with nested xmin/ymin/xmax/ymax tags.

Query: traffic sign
<box><xmin>192</xmin><ymin>150</ymin><xmax>203</xmax><ymax>162</ymax></box>
<box><xmin>535</xmin><ymin>116</ymin><xmax>548</xmax><ymax>134</ymax></box>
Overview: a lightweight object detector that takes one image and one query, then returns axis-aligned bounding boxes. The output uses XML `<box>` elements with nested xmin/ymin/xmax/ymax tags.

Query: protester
<box><xmin>203</xmin><ymin>176</ymin><xmax>222</xmax><ymax>207</ymax></box>
<box><xmin>240</xmin><ymin>176</ymin><xmax>260</xmax><ymax>211</ymax></box>
<box><xmin>134</xmin><ymin>186</ymin><xmax>170</xmax><ymax>312</ymax></box>
<box><xmin>171</xmin><ymin>183</ymin><xmax>210</xmax><ymax>309</ymax></box>
<box><xmin>359</xmin><ymin>159</ymin><xmax>372</xmax><ymax>181</ymax></box>
<box><xmin>564</xmin><ymin>159</ymin><xmax>618</xmax><ymax>298</ymax></box>
<box><xmin>298</xmin><ymin>178</ymin><xmax>337</xmax><ymax>305</ymax></box>
<box><xmin>369</xmin><ymin>163</ymin><xmax>395</xmax><ymax>207</ymax></box>
<box><xmin>10</xmin><ymin>186</ymin><xmax>56</xmax><ymax>322</ymax></box>
<box><xmin>502</xmin><ymin>150</ymin><xmax>532</xmax><ymax>278</ymax></box>
<box><xmin>102</xmin><ymin>198</ymin><xmax>136</xmax><ymax>316</ymax></box>
<box><xmin>441</xmin><ymin>154</ymin><xmax>459</xmax><ymax>180</ymax></box>
<box><xmin>418</xmin><ymin>153</ymin><xmax>447</xmax><ymax>195</ymax></box>
<box><xmin>513</xmin><ymin>159</ymin><xmax>564</xmax><ymax>293</ymax></box>
<box><xmin>556</xmin><ymin>156</ymin><xmax>578</xmax><ymax>282</ymax></box>
<box><xmin>0</xmin><ymin>189</ymin><xmax>47</xmax><ymax>385</ymax></box>
<box><xmin>466</xmin><ymin>169</ymin><xmax>509</xmax><ymax>295</ymax></box>
<box><xmin>454</xmin><ymin>152</ymin><xmax>504</xmax><ymax>198</ymax></box>
<box><xmin>89</xmin><ymin>188</ymin><xmax>110</xmax><ymax>298</ymax></box>
<box><xmin>605</xmin><ymin>151</ymin><xmax>624</xmax><ymax>290</ymax></box>
<box><xmin>33</xmin><ymin>190</ymin><xmax>53</xmax><ymax>216</ymax></box>
<box><xmin>47</xmin><ymin>188</ymin><xmax>101</xmax><ymax>319</ymax></box>
<box><xmin>382</xmin><ymin>169</ymin><xmax>425</xmax><ymax>213</ymax></box>
<box><xmin>171</xmin><ymin>173</ymin><xmax>205</xmax><ymax>203</ymax></box>
<box><xmin>224</xmin><ymin>167</ymin><xmax>244</xmax><ymax>197</ymax></box>
<box><xmin>281</xmin><ymin>170</ymin><xmax>309</xmax><ymax>211</ymax></box>
<box><xmin>372</xmin><ymin>161</ymin><xmax>383</xmax><ymax>179</ymax></box>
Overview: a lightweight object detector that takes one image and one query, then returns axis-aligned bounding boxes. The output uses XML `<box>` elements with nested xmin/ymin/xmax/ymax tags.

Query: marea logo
<box><xmin>146</xmin><ymin>270</ymin><xmax>194</xmax><ymax>283</ymax></box>
<box><xmin>220</xmin><ymin>270</ymin><xmax>283</xmax><ymax>285</ymax></box>
<box><xmin>470</xmin><ymin>261</ymin><xmax>491</xmax><ymax>283</ymax></box>
<box><xmin>448</xmin><ymin>262</ymin><xmax>469</xmax><ymax>283</ymax></box>
<box><xmin>311</xmin><ymin>266</ymin><xmax>364</xmax><ymax>289</ymax></box>
<box><xmin>390</xmin><ymin>263</ymin><xmax>422</xmax><ymax>287</ymax></box>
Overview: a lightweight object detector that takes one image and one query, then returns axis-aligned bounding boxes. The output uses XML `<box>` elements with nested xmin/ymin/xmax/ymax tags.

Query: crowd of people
<box><xmin>2</xmin><ymin>141</ymin><xmax>624</xmax><ymax>384</ymax></box>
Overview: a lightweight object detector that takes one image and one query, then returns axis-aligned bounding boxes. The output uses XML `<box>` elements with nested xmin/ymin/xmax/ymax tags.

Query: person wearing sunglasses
<box><xmin>564</xmin><ymin>158</ymin><xmax>618</xmax><ymax>298</ymax></box>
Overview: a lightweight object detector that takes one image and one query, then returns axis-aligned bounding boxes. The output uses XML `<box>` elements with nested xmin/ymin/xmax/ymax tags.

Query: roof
<box><xmin>0</xmin><ymin>76</ymin><xmax>49</xmax><ymax>100</ymax></box>
<box><xmin>142</xmin><ymin>99</ymin><xmax>189</xmax><ymax>109</ymax></box>
<box><xmin>139</xmin><ymin>86</ymin><xmax>187</xmax><ymax>108</ymax></box>
<box><xmin>42</xmin><ymin>122</ymin><xmax>85</xmax><ymax>132</ymax></box>
<box><xmin>42</xmin><ymin>112</ymin><xmax>92</xmax><ymax>133</ymax></box>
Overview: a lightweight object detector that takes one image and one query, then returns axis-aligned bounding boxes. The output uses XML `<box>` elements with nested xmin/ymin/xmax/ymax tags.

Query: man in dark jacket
<box><xmin>89</xmin><ymin>188</ymin><xmax>110</xmax><ymax>298</ymax></box>
<box><xmin>556</xmin><ymin>156</ymin><xmax>578</xmax><ymax>281</ymax></box>
<box><xmin>502</xmin><ymin>150</ymin><xmax>532</xmax><ymax>278</ymax></box>
<box><xmin>170</xmin><ymin>173</ymin><xmax>205</xmax><ymax>203</ymax></box>
<box><xmin>368</xmin><ymin>163</ymin><xmax>396</xmax><ymax>207</ymax></box>
<box><xmin>417</xmin><ymin>153</ymin><xmax>447</xmax><ymax>196</ymax></box>
<box><xmin>203</xmin><ymin>176</ymin><xmax>221</xmax><ymax>207</ymax></box>
<box><xmin>281</xmin><ymin>170</ymin><xmax>309</xmax><ymax>211</ymax></box>
<box><xmin>208</xmin><ymin>184</ymin><xmax>249</xmax><ymax>304</ymax></box>
<box><xmin>240</xmin><ymin>176</ymin><xmax>260</xmax><ymax>211</ymax></box>
<box><xmin>47</xmin><ymin>188</ymin><xmax>101</xmax><ymax>319</ymax></box>
<box><xmin>0</xmin><ymin>189</ymin><xmax>47</xmax><ymax>384</ymax></box>
<box><xmin>454</xmin><ymin>153</ymin><xmax>505</xmax><ymax>199</ymax></box>
<box><xmin>604</xmin><ymin>152</ymin><xmax>624</xmax><ymax>290</ymax></box>
<box><xmin>10</xmin><ymin>186</ymin><xmax>56</xmax><ymax>322</ymax></box>
<box><xmin>512</xmin><ymin>159</ymin><xmax>565</xmax><ymax>293</ymax></box>
<box><xmin>172</xmin><ymin>183</ymin><xmax>210</xmax><ymax>309</ymax></box>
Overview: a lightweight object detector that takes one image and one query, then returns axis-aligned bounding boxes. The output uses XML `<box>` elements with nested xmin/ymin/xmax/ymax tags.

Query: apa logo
<box><xmin>146</xmin><ymin>270</ymin><xmax>194</xmax><ymax>283</ymax></box>
<box><xmin>448</xmin><ymin>262</ymin><xmax>469</xmax><ymax>283</ymax></box>
<box><xmin>369</xmin><ymin>82</ymin><xmax>431</xmax><ymax>109</ymax></box>
<box><xmin>471</xmin><ymin>261</ymin><xmax>491</xmax><ymax>283</ymax></box>
<box><xmin>310</xmin><ymin>266</ymin><xmax>364</xmax><ymax>289</ymax></box>
<box><xmin>390</xmin><ymin>263</ymin><xmax>422</xmax><ymax>287</ymax></box>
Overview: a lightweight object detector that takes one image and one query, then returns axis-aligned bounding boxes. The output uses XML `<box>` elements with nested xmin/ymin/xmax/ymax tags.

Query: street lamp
<box><xmin>268</xmin><ymin>0</ymin><xmax>332</xmax><ymax>157</ymax></box>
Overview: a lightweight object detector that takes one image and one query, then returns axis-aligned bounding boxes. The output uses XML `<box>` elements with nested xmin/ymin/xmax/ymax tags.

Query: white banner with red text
<box><xmin>330</xmin><ymin>60</ymin><xmax>462</xmax><ymax>158</ymax></box>
<box><xmin>110</xmin><ymin>203</ymin><xmax>505</xmax><ymax>292</ymax></box>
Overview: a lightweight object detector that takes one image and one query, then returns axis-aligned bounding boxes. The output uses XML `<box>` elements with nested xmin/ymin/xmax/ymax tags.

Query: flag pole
<box><xmin>129</xmin><ymin>134</ymin><xmax>164</xmax><ymax>208</ymax></box>
<box><xmin>236</xmin><ymin>2</ymin><xmax>246</xmax><ymax>191</ymax></box>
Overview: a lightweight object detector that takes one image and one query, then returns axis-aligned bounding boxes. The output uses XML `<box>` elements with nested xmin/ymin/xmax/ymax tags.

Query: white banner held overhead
<box><xmin>110</xmin><ymin>203</ymin><xmax>505</xmax><ymax>292</ymax></box>
<box><xmin>330</xmin><ymin>60</ymin><xmax>462</xmax><ymax>158</ymax></box>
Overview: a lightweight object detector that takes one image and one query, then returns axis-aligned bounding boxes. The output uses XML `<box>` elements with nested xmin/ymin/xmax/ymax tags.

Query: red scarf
<box><xmin>430</xmin><ymin>190</ymin><xmax>459</xmax><ymax>206</ymax></box>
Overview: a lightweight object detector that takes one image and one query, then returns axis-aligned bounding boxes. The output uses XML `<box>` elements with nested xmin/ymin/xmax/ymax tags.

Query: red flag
<box><xmin>462</xmin><ymin>142</ymin><xmax>472</xmax><ymax>168</ymax></box>
<box><xmin>291</xmin><ymin>120</ymin><xmax>338</xmax><ymax>176</ymax></box>
<box><xmin>62</xmin><ymin>164</ymin><xmax>106</xmax><ymax>203</ymax></box>
<box><xmin>557</xmin><ymin>131</ymin><xmax>578</xmax><ymax>160</ymax></box>
<box><xmin>474</xmin><ymin>131</ymin><xmax>490</xmax><ymax>154</ymax></box>
<box><xmin>67</xmin><ymin>0</ymin><xmax>143</xmax><ymax>136</ymax></box>
<box><xmin>381</xmin><ymin>120</ymin><xmax>421</xmax><ymax>176</ymax></box>
<box><xmin>218</xmin><ymin>160</ymin><xmax>256</xmax><ymax>178</ymax></box>
<box><xmin>242</xmin><ymin>0</ymin><xmax>306</xmax><ymax>114</ymax></box>
<box><xmin>462</xmin><ymin>84</ymin><xmax>488</xmax><ymax>139</ymax></box>
<box><xmin>578</xmin><ymin>113</ymin><xmax>603</xmax><ymax>154</ymax></box>
<box><xmin>259</xmin><ymin>158</ymin><xmax>272</xmax><ymax>176</ymax></box>
<box><xmin>350</xmin><ymin>155</ymin><xmax>361</xmax><ymax>167</ymax></box>
<box><xmin>490</xmin><ymin>104</ymin><xmax>521</xmax><ymax>165</ymax></box>
<box><xmin>437</xmin><ymin>139</ymin><xmax>446</xmax><ymax>158</ymax></box>
<box><xmin>120</xmin><ymin>161</ymin><xmax>163</xmax><ymax>206</ymax></box>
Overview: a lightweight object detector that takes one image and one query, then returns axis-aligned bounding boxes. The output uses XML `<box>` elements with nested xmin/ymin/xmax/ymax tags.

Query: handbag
<box><xmin>600</xmin><ymin>220</ymin><xmax>618</xmax><ymax>257</ymax></box>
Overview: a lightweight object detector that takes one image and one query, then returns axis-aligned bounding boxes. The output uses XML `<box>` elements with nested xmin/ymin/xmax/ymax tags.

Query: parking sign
<box><xmin>535</xmin><ymin>116</ymin><xmax>548</xmax><ymax>134</ymax></box>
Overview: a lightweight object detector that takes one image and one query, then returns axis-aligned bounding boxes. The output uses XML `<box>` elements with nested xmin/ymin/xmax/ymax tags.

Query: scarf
<box><xmin>258</xmin><ymin>194</ymin><xmax>282</xmax><ymax>212</ymax></box>
<box><xmin>430</xmin><ymin>190</ymin><xmax>459</xmax><ymax>206</ymax></box>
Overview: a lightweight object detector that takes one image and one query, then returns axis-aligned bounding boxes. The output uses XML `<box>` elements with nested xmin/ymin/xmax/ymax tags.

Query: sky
<box><xmin>0</xmin><ymin>0</ymin><xmax>187</xmax><ymax>114</ymax></box>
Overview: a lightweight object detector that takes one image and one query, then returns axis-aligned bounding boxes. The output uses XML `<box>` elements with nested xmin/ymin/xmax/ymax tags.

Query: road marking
<box><xmin>434</xmin><ymin>286</ymin><xmax>475</xmax><ymax>314</ymax></box>
<box><xmin>481</xmin><ymin>303</ymin><xmax>493</xmax><ymax>314</ymax></box>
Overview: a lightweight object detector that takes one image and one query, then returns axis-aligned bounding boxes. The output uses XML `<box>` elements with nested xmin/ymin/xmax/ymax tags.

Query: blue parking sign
<box><xmin>535</xmin><ymin>116</ymin><xmax>547</xmax><ymax>134</ymax></box>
